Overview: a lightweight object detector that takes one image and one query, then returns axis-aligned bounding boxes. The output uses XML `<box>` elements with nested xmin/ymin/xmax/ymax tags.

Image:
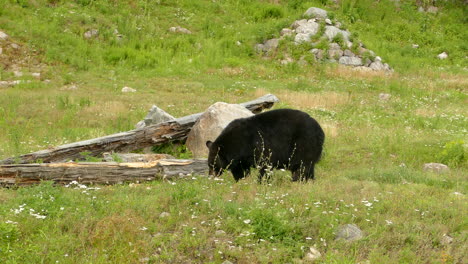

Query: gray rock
<box><xmin>324</xmin><ymin>26</ymin><xmax>350</xmax><ymax>42</ymax></box>
<box><xmin>0</xmin><ymin>47</ymin><xmax>2</xmax><ymax>54</ymax></box>
<box><xmin>295</xmin><ymin>20</ymin><xmax>319</xmax><ymax>35</ymax></box>
<box><xmin>370</xmin><ymin>61</ymin><xmax>385</xmax><ymax>71</ymax></box>
<box><xmin>121</xmin><ymin>86</ymin><xmax>136</xmax><ymax>93</ymax></box>
<box><xmin>325</xmin><ymin>18</ymin><xmax>332</xmax><ymax>25</ymax></box>
<box><xmin>84</xmin><ymin>29</ymin><xmax>99</xmax><ymax>39</ymax></box>
<box><xmin>295</xmin><ymin>33</ymin><xmax>311</xmax><ymax>44</ymax></box>
<box><xmin>379</xmin><ymin>93</ymin><xmax>391</xmax><ymax>101</ymax></box>
<box><xmin>304</xmin><ymin>7</ymin><xmax>328</xmax><ymax>19</ymax></box>
<box><xmin>437</xmin><ymin>52</ymin><xmax>448</xmax><ymax>60</ymax></box>
<box><xmin>291</xmin><ymin>19</ymin><xmax>308</xmax><ymax>29</ymax></box>
<box><xmin>139</xmin><ymin>105</ymin><xmax>176</xmax><ymax>127</ymax></box>
<box><xmin>441</xmin><ymin>234</ymin><xmax>454</xmax><ymax>246</ymax></box>
<box><xmin>159</xmin><ymin>212</ymin><xmax>170</xmax><ymax>218</ymax></box>
<box><xmin>0</xmin><ymin>31</ymin><xmax>9</xmax><ymax>41</ymax></box>
<box><xmin>310</xmin><ymin>48</ymin><xmax>324</xmax><ymax>60</ymax></box>
<box><xmin>423</xmin><ymin>163</ymin><xmax>449</xmax><ymax>173</ymax></box>
<box><xmin>294</xmin><ymin>20</ymin><xmax>320</xmax><ymax>44</ymax></box>
<box><xmin>280</xmin><ymin>28</ymin><xmax>294</xmax><ymax>37</ymax></box>
<box><xmin>375</xmin><ymin>56</ymin><xmax>382</xmax><ymax>62</ymax></box>
<box><xmin>336</xmin><ymin>224</ymin><xmax>363</xmax><ymax>242</ymax></box>
<box><xmin>221</xmin><ymin>261</ymin><xmax>233</xmax><ymax>264</ymax></box>
<box><xmin>328</xmin><ymin>45</ymin><xmax>343</xmax><ymax>59</ymax></box>
<box><xmin>338</xmin><ymin>56</ymin><xmax>362</xmax><ymax>66</ymax></box>
<box><xmin>168</xmin><ymin>26</ymin><xmax>192</xmax><ymax>34</ymax></box>
<box><xmin>418</xmin><ymin>6</ymin><xmax>425</xmax><ymax>12</ymax></box>
<box><xmin>255</xmin><ymin>43</ymin><xmax>265</xmax><ymax>53</ymax></box>
<box><xmin>186</xmin><ymin>102</ymin><xmax>254</xmax><ymax>158</ymax></box>
<box><xmin>304</xmin><ymin>246</ymin><xmax>321</xmax><ymax>261</ymax></box>
<box><xmin>10</xmin><ymin>43</ymin><xmax>19</xmax><ymax>49</ymax></box>
<box><xmin>412</xmin><ymin>44</ymin><xmax>419</xmax><ymax>49</ymax></box>
<box><xmin>32</xmin><ymin>72</ymin><xmax>41</xmax><ymax>79</ymax></box>
<box><xmin>364</xmin><ymin>58</ymin><xmax>372</xmax><ymax>67</ymax></box>
<box><xmin>215</xmin><ymin>230</ymin><xmax>226</xmax><ymax>237</ymax></box>
<box><xmin>263</xmin><ymin>38</ymin><xmax>279</xmax><ymax>52</ymax></box>
<box><xmin>344</xmin><ymin>49</ymin><xmax>355</xmax><ymax>57</ymax></box>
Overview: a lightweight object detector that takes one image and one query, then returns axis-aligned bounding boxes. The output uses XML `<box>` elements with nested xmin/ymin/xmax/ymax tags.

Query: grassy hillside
<box><xmin>0</xmin><ymin>0</ymin><xmax>467</xmax><ymax>263</ymax></box>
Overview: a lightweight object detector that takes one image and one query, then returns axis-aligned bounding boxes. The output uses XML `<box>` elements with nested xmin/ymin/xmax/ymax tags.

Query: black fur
<box><xmin>206</xmin><ymin>109</ymin><xmax>324</xmax><ymax>182</ymax></box>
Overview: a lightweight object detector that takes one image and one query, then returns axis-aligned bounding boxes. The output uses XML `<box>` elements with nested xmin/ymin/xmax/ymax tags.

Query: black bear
<box><xmin>206</xmin><ymin>109</ymin><xmax>324</xmax><ymax>182</ymax></box>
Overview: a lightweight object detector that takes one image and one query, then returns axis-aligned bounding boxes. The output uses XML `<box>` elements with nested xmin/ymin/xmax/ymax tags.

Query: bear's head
<box><xmin>206</xmin><ymin>141</ymin><xmax>227</xmax><ymax>176</ymax></box>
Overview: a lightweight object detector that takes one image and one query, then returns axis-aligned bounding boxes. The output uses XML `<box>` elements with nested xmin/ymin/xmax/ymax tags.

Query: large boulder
<box><xmin>186</xmin><ymin>102</ymin><xmax>254</xmax><ymax>158</ymax></box>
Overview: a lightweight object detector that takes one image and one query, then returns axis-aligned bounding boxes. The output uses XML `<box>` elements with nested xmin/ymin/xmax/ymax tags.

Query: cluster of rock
<box><xmin>255</xmin><ymin>7</ymin><xmax>392</xmax><ymax>72</ymax></box>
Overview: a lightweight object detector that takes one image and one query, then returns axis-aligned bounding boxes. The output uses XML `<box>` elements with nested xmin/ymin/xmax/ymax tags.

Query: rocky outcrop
<box><xmin>256</xmin><ymin>7</ymin><xmax>392</xmax><ymax>72</ymax></box>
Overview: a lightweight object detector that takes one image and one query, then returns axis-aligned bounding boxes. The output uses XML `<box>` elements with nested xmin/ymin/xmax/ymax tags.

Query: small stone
<box><xmin>280</xmin><ymin>28</ymin><xmax>293</xmax><ymax>37</ymax></box>
<box><xmin>437</xmin><ymin>52</ymin><xmax>448</xmax><ymax>60</ymax></box>
<box><xmin>121</xmin><ymin>86</ymin><xmax>136</xmax><ymax>93</ymax></box>
<box><xmin>412</xmin><ymin>44</ymin><xmax>419</xmax><ymax>49</ymax></box>
<box><xmin>336</xmin><ymin>224</ymin><xmax>363</xmax><ymax>242</ymax></box>
<box><xmin>10</xmin><ymin>43</ymin><xmax>19</xmax><ymax>49</ymax></box>
<box><xmin>375</xmin><ymin>56</ymin><xmax>382</xmax><ymax>62</ymax></box>
<box><xmin>379</xmin><ymin>93</ymin><xmax>391</xmax><ymax>101</ymax></box>
<box><xmin>325</xmin><ymin>18</ymin><xmax>332</xmax><ymax>25</ymax></box>
<box><xmin>159</xmin><ymin>212</ymin><xmax>170</xmax><ymax>218</ymax></box>
<box><xmin>0</xmin><ymin>31</ymin><xmax>8</xmax><ymax>40</ymax></box>
<box><xmin>32</xmin><ymin>72</ymin><xmax>41</xmax><ymax>79</ymax></box>
<box><xmin>84</xmin><ymin>29</ymin><xmax>99</xmax><ymax>39</ymax></box>
<box><xmin>168</xmin><ymin>26</ymin><xmax>191</xmax><ymax>34</ymax></box>
<box><xmin>441</xmin><ymin>234</ymin><xmax>454</xmax><ymax>246</ymax></box>
<box><xmin>423</xmin><ymin>163</ymin><xmax>449</xmax><ymax>173</ymax></box>
<box><xmin>221</xmin><ymin>261</ymin><xmax>233</xmax><ymax>264</ymax></box>
<box><xmin>418</xmin><ymin>6</ymin><xmax>425</xmax><ymax>12</ymax></box>
<box><xmin>0</xmin><ymin>47</ymin><xmax>3</xmax><ymax>54</ymax></box>
<box><xmin>14</xmin><ymin>71</ymin><xmax>23</xmax><ymax>77</ymax></box>
<box><xmin>304</xmin><ymin>246</ymin><xmax>322</xmax><ymax>261</ymax></box>
<box><xmin>215</xmin><ymin>230</ymin><xmax>226</xmax><ymax>237</ymax></box>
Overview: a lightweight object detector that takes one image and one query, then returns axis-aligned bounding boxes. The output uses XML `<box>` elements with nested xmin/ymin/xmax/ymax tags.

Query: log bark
<box><xmin>0</xmin><ymin>94</ymin><xmax>279</xmax><ymax>164</ymax></box>
<box><xmin>0</xmin><ymin>159</ymin><xmax>208</xmax><ymax>187</ymax></box>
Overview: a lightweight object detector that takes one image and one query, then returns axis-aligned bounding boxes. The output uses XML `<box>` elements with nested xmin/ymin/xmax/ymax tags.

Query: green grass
<box><xmin>0</xmin><ymin>0</ymin><xmax>467</xmax><ymax>263</ymax></box>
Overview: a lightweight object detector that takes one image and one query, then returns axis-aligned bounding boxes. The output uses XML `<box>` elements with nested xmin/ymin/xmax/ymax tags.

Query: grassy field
<box><xmin>0</xmin><ymin>0</ymin><xmax>467</xmax><ymax>263</ymax></box>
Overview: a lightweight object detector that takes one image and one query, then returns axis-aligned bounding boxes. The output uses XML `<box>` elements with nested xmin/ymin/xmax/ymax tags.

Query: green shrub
<box><xmin>438</xmin><ymin>140</ymin><xmax>465</xmax><ymax>167</ymax></box>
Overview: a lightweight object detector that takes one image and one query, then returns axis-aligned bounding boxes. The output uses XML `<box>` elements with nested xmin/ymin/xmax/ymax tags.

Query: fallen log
<box><xmin>0</xmin><ymin>94</ymin><xmax>279</xmax><ymax>164</ymax></box>
<box><xmin>0</xmin><ymin>159</ymin><xmax>208</xmax><ymax>187</ymax></box>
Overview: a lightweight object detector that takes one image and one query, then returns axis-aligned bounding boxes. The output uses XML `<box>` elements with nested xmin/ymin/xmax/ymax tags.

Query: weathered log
<box><xmin>0</xmin><ymin>159</ymin><xmax>208</xmax><ymax>187</ymax></box>
<box><xmin>0</xmin><ymin>94</ymin><xmax>279</xmax><ymax>164</ymax></box>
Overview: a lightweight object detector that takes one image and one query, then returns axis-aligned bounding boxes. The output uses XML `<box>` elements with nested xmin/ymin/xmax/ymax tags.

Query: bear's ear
<box><xmin>206</xmin><ymin>141</ymin><xmax>213</xmax><ymax>149</ymax></box>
